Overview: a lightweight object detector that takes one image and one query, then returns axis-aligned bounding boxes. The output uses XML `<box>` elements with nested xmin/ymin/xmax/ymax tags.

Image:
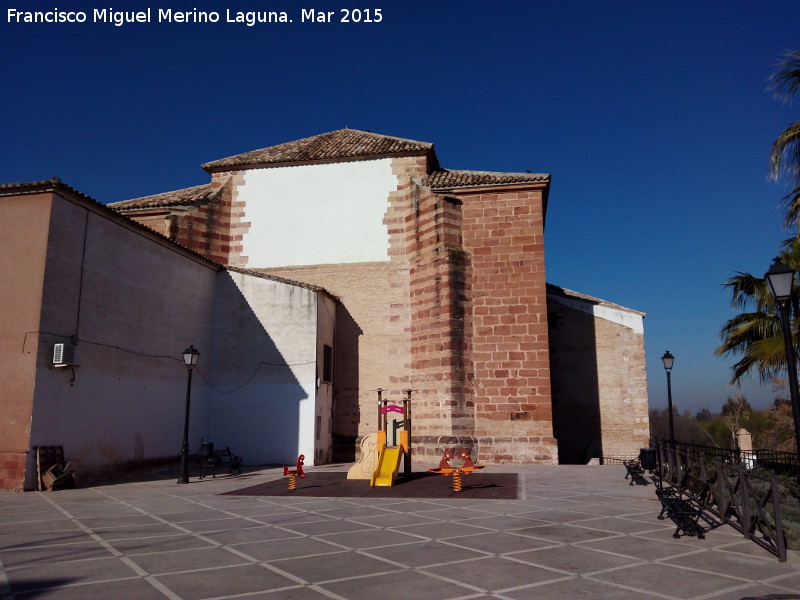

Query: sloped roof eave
<box><xmin>201</xmin><ymin>128</ymin><xmax>436</xmax><ymax>172</ymax></box>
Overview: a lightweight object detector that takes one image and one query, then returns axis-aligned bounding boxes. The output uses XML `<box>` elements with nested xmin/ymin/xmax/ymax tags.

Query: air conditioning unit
<box><xmin>52</xmin><ymin>343</ymin><xmax>76</xmax><ymax>367</ymax></box>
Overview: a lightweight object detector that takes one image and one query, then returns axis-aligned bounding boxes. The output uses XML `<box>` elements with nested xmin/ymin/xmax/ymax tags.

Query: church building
<box><xmin>0</xmin><ymin>129</ymin><xmax>649</xmax><ymax>491</ymax></box>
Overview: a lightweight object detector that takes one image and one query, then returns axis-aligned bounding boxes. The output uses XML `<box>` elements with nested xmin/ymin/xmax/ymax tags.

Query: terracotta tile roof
<box><xmin>227</xmin><ymin>266</ymin><xmax>336</xmax><ymax>298</ymax></box>
<box><xmin>420</xmin><ymin>169</ymin><xmax>550</xmax><ymax>190</ymax></box>
<box><xmin>546</xmin><ymin>283</ymin><xmax>646</xmax><ymax>316</ymax></box>
<box><xmin>202</xmin><ymin>128</ymin><xmax>434</xmax><ymax>171</ymax></box>
<box><xmin>0</xmin><ymin>178</ymin><xmax>224</xmax><ymax>268</ymax></box>
<box><xmin>109</xmin><ymin>183</ymin><xmax>222</xmax><ymax>211</ymax></box>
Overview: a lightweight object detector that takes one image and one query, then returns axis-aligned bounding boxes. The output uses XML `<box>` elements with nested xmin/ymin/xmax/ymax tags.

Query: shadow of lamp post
<box><xmin>178</xmin><ymin>345</ymin><xmax>200</xmax><ymax>484</ymax></box>
<box><xmin>764</xmin><ymin>258</ymin><xmax>800</xmax><ymax>457</ymax></box>
<box><xmin>661</xmin><ymin>351</ymin><xmax>675</xmax><ymax>444</ymax></box>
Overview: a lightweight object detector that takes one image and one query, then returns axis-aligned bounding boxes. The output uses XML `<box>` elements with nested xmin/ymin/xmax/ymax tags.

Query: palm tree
<box><xmin>769</xmin><ymin>50</ymin><xmax>800</xmax><ymax>228</ymax></box>
<box><xmin>716</xmin><ymin>239</ymin><xmax>800</xmax><ymax>384</ymax></box>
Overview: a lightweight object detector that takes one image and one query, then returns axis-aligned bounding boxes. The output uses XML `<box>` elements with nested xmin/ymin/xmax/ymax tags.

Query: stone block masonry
<box><xmin>0</xmin><ymin>452</ymin><xmax>28</xmax><ymax>491</ymax></box>
<box><xmin>457</xmin><ymin>186</ymin><xmax>557</xmax><ymax>463</ymax></box>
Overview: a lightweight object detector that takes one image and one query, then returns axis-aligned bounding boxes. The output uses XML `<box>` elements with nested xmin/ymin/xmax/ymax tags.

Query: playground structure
<box><xmin>283</xmin><ymin>454</ymin><xmax>305</xmax><ymax>490</ymax></box>
<box><xmin>427</xmin><ymin>447</ymin><xmax>484</xmax><ymax>492</ymax></box>
<box><xmin>369</xmin><ymin>389</ymin><xmax>412</xmax><ymax>486</ymax></box>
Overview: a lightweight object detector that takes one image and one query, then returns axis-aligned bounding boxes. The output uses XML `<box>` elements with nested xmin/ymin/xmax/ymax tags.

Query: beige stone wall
<box><xmin>595</xmin><ymin>317</ymin><xmax>650</xmax><ymax>459</ymax></box>
<box><xmin>548</xmin><ymin>292</ymin><xmax>649</xmax><ymax>463</ymax></box>
<box><xmin>256</xmin><ymin>261</ymin><xmax>410</xmax><ymax>461</ymax></box>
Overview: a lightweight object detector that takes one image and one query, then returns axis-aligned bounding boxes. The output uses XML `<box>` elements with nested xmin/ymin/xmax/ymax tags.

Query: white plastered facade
<box><xmin>238</xmin><ymin>158</ymin><xmax>398</xmax><ymax>267</ymax></box>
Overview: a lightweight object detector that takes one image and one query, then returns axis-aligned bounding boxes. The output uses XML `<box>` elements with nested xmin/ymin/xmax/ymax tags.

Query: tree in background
<box><xmin>716</xmin><ymin>238</ymin><xmax>800</xmax><ymax>385</ymax></box>
<box><xmin>649</xmin><ymin>408</ymin><xmax>713</xmax><ymax>445</ymax></box>
<box><xmin>721</xmin><ymin>395</ymin><xmax>751</xmax><ymax>447</ymax></box>
<box><xmin>717</xmin><ymin>49</ymin><xmax>800</xmax><ymax>386</ymax></box>
<box><xmin>770</xmin><ymin>50</ymin><xmax>800</xmax><ymax>228</ymax></box>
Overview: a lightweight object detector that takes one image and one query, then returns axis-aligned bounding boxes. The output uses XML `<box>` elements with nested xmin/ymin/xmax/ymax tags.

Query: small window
<box><xmin>322</xmin><ymin>344</ymin><xmax>333</xmax><ymax>383</ymax></box>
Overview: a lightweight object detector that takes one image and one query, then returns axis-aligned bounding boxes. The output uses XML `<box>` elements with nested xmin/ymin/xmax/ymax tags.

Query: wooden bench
<box><xmin>199</xmin><ymin>441</ymin><xmax>242</xmax><ymax>479</ymax></box>
<box><xmin>656</xmin><ymin>472</ymin><xmax>711</xmax><ymax>539</ymax></box>
<box><xmin>33</xmin><ymin>446</ymin><xmax>76</xmax><ymax>491</ymax></box>
<box><xmin>623</xmin><ymin>459</ymin><xmax>649</xmax><ymax>486</ymax></box>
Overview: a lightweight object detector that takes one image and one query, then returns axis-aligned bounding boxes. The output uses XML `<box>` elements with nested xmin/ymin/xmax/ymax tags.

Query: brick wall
<box><xmin>0</xmin><ymin>452</ymin><xmax>26</xmax><ymax>491</ymax></box>
<box><xmin>122</xmin><ymin>174</ymin><xmax>249</xmax><ymax>266</ymax></box>
<box><xmin>406</xmin><ymin>190</ymin><xmax>475</xmax><ymax>464</ymax></box>
<box><xmin>459</xmin><ymin>187</ymin><xmax>558</xmax><ymax>464</ymax></box>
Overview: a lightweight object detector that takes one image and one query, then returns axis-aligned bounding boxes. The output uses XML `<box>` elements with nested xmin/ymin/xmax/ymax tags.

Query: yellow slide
<box><xmin>370</xmin><ymin>446</ymin><xmax>402</xmax><ymax>486</ymax></box>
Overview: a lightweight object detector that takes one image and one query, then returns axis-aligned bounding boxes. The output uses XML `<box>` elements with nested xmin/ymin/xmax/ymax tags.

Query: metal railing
<box><xmin>665</xmin><ymin>440</ymin><xmax>800</xmax><ymax>477</ymax></box>
<box><xmin>656</xmin><ymin>441</ymin><xmax>788</xmax><ymax>561</ymax></box>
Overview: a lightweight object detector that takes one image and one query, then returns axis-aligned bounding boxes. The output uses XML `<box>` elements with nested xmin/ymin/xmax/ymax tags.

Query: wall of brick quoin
<box><xmin>0</xmin><ymin>453</ymin><xmax>26</xmax><ymax>491</ymax></box>
<box><xmin>258</xmin><ymin>157</ymin><xmax>559</xmax><ymax>465</ymax></box>
<box><xmin>120</xmin><ymin>150</ymin><xmax>647</xmax><ymax>465</ymax></box>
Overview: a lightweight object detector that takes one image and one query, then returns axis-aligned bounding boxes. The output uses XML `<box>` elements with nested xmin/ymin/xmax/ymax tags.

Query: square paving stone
<box><xmin>577</xmin><ymin>534</ymin><xmax>699</xmax><ymax>560</ymax></box>
<box><xmin>319</xmin><ymin>570</ymin><xmax>480</xmax><ymax>600</ymax></box>
<box><xmin>74</xmin><ymin>514</ymin><xmax>164</xmax><ymax>530</ymax></box>
<box><xmin>501</xmin><ymin>575</ymin><xmax>667</xmax><ymax>600</ymax></box>
<box><xmin>233</xmin><ymin>537</ymin><xmax>343</xmax><ymax>561</ymax></box>
<box><xmin>511</xmin><ymin>544</ymin><xmax>642</xmax><ymax>574</ymax></box>
<box><xmin>662</xmin><ymin>549</ymin><xmax>795</xmax><ymax>581</ymax></box>
<box><xmin>15</xmin><ymin>576</ymin><xmax>169</xmax><ymax>600</ymax></box>
<box><xmin>514</xmin><ymin>523</ymin><xmax>620</xmax><ymax>543</ymax></box>
<box><xmin>0</xmin><ymin>508</ymin><xmax>63</xmax><ymax>524</ymax></box>
<box><xmin>0</xmin><ymin>541</ymin><xmax>114</xmax><ymax>568</ymax></box>
<box><xmin>419</xmin><ymin>555</ymin><xmax>567</xmax><ymax>592</ymax></box>
<box><xmin>445</xmin><ymin>531</ymin><xmax>559</xmax><ymax>554</ymax></box>
<box><xmin>316</xmin><ymin>528</ymin><xmax>422</xmax><ymax>549</ymax></box>
<box><xmin>460</xmin><ymin>514</ymin><xmax>551</xmax><ymax>531</ymax></box>
<box><xmin>407</xmin><ymin>506</ymin><xmax>497</xmax><ymax>521</ymax></box>
<box><xmin>1</xmin><ymin>530</ymin><xmax>95</xmax><ymax>549</ymax></box>
<box><xmin>155</xmin><ymin>563</ymin><xmax>298</xmax><ymax>600</ymax></box>
<box><xmin>229</xmin><ymin>585</ymin><xmax>334</xmax><ymax>599</ymax></box>
<box><xmin>127</xmin><ymin>546</ymin><xmax>252</xmax><ymax>574</ymax></box>
<box><xmin>110</xmin><ymin>534</ymin><xmax>215</xmax><ymax>554</ymax></box>
<box><xmin>278</xmin><ymin>519</ymin><xmax>378</xmax><ymax>536</ymax></box>
<box><xmin>390</xmin><ymin>520</ymin><xmax>494</xmax><ymax>540</ymax></box>
<box><xmin>563</xmin><ymin>516</ymin><xmax>670</xmax><ymax>535</ymax></box>
<box><xmin>93</xmin><ymin>523</ymin><xmax>183</xmax><ymax>540</ymax></box>
<box><xmin>360</xmin><ymin>540</ymin><xmax>488</xmax><ymax>567</ymax></box>
<box><xmin>350</xmin><ymin>512</ymin><xmax>441</xmax><ymax>528</ymax></box>
<box><xmin>8</xmin><ymin>557</ymin><xmax>140</xmax><ymax>593</ymax></box>
<box><xmin>202</xmin><ymin>525</ymin><xmax>301</xmax><ymax>545</ymax></box>
<box><xmin>590</xmin><ymin>562</ymin><xmax>745</xmax><ymax>599</ymax></box>
<box><xmin>173</xmin><ymin>517</ymin><xmax>264</xmax><ymax>534</ymax></box>
<box><xmin>0</xmin><ymin>520</ymin><xmax>82</xmax><ymax>535</ymax></box>
<box><xmin>269</xmin><ymin>551</ymin><xmax>400</xmax><ymax>583</ymax></box>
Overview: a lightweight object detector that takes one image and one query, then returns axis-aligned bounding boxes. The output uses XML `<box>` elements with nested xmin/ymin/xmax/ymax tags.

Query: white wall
<box><xmin>210</xmin><ymin>271</ymin><xmax>320</xmax><ymax>465</ymax></box>
<box><xmin>314</xmin><ymin>294</ymin><xmax>337</xmax><ymax>464</ymax></box>
<box><xmin>549</xmin><ymin>294</ymin><xmax>644</xmax><ymax>334</ymax></box>
<box><xmin>30</xmin><ymin>197</ymin><xmax>217</xmax><ymax>486</ymax></box>
<box><xmin>238</xmin><ymin>158</ymin><xmax>398</xmax><ymax>267</ymax></box>
<box><xmin>25</xmin><ymin>194</ymin><xmax>335</xmax><ymax>487</ymax></box>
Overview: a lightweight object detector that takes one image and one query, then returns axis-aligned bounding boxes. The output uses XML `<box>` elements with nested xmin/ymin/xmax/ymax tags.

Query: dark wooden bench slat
<box><xmin>199</xmin><ymin>442</ymin><xmax>242</xmax><ymax>479</ymax></box>
<box><xmin>624</xmin><ymin>460</ymin><xmax>649</xmax><ymax>486</ymax></box>
<box><xmin>656</xmin><ymin>472</ymin><xmax>711</xmax><ymax>539</ymax></box>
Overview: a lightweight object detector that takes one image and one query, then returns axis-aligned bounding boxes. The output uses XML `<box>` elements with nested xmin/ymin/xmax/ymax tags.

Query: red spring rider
<box><xmin>283</xmin><ymin>455</ymin><xmax>305</xmax><ymax>490</ymax></box>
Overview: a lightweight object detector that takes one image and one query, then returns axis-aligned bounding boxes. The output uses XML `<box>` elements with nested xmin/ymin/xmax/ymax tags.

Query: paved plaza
<box><xmin>0</xmin><ymin>464</ymin><xmax>798</xmax><ymax>600</ymax></box>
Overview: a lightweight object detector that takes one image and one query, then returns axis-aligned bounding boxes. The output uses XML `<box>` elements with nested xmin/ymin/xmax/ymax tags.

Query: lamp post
<box><xmin>177</xmin><ymin>345</ymin><xmax>200</xmax><ymax>484</ymax></box>
<box><xmin>661</xmin><ymin>351</ymin><xmax>675</xmax><ymax>444</ymax></box>
<box><xmin>764</xmin><ymin>258</ymin><xmax>800</xmax><ymax>457</ymax></box>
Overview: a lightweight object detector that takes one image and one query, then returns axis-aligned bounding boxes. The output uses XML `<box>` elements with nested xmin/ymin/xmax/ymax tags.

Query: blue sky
<box><xmin>2</xmin><ymin>0</ymin><xmax>799</xmax><ymax>414</ymax></box>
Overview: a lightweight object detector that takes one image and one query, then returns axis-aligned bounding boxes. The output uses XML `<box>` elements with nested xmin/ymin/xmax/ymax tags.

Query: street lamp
<box><xmin>661</xmin><ymin>351</ymin><xmax>675</xmax><ymax>444</ymax></box>
<box><xmin>764</xmin><ymin>257</ymin><xmax>800</xmax><ymax>457</ymax></box>
<box><xmin>177</xmin><ymin>345</ymin><xmax>200</xmax><ymax>484</ymax></box>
